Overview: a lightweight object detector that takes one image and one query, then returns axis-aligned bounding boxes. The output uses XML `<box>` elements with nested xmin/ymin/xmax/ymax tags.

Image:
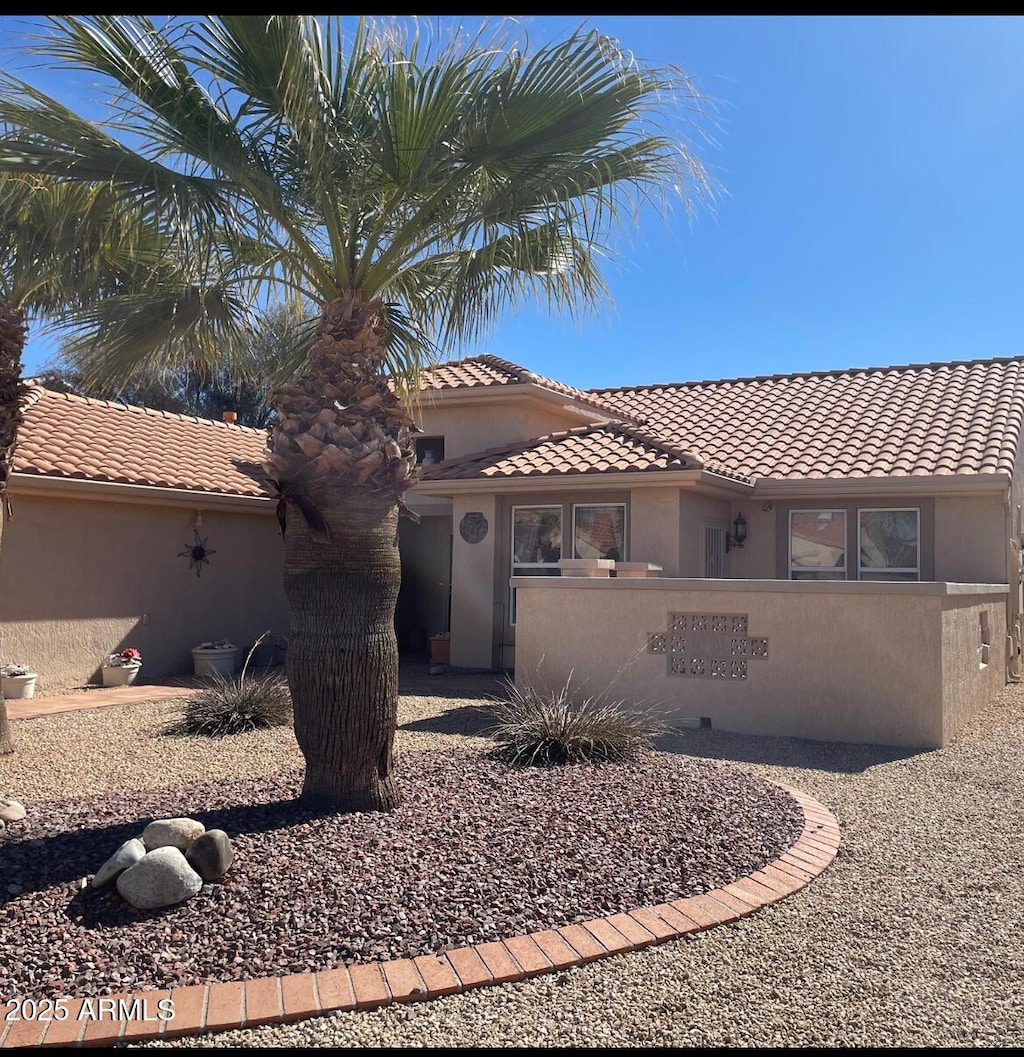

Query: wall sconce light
<box><xmin>725</xmin><ymin>512</ymin><xmax>747</xmax><ymax>552</ymax></box>
<box><xmin>194</xmin><ymin>510</ymin><xmax>204</xmax><ymax>530</ymax></box>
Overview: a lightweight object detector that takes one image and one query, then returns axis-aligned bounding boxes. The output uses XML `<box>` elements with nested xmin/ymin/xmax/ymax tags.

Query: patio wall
<box><xmin>0</xmin><ymin>491</ymin><xmax>288</xmax><ymax>691</ymax></box>
<box><xmin>511</xmin><ymin>577</ymin><xmax>1008</xmax><ymax>749</ymax></box>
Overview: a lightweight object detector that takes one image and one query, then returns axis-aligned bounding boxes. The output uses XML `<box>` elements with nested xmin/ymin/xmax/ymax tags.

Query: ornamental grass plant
<box><xmin>486</xmin><ymin>671</ymin><xmax>666</xmax><ymax>767</ymax></box>
<box><xmin>164</xmin><ymin>634</ymin><xmax>292</xmax><ymax>737</ymax></box>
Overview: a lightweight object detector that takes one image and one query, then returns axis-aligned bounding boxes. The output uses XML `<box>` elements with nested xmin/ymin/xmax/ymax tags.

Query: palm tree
<box><xmin>0</xmin><ymin>15</ymin><xmax>714</xmax><ymax>806</ymax></box>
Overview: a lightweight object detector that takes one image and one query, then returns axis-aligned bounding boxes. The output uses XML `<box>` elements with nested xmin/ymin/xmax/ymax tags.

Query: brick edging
<box><xmin>0</xmin><ymin>782</ymin><xmax>840</xmax><ymax>1049</ymax></box>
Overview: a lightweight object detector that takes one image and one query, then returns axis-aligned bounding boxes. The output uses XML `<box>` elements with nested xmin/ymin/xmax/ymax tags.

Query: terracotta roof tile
<box><xmin>13</xmin><ymin>387</ymin><xmax>271</xmax><ymax>498</ymax></box>
<box><xmin>421</xmin><ymin>422</ymin><xmax>752</xmax><ymax>484</ymax></box>
<box><xmin>418</xmin><ymin>354</ymin><xmax>639</xmax><ymax>423</ymax></box>
<box><xmin>590</xmin><ymin>356</ymin><xmax>1024</xmax><ymax>479</ymax></box>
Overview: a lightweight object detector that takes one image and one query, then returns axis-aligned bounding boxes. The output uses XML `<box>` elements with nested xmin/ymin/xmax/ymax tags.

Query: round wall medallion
<box><xmin>459</xmin><ymin>512</ymin><xmax>488</xmax><ymax>544</ymax></box>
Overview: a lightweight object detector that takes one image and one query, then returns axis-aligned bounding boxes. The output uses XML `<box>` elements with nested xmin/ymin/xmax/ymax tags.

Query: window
<box><xmin>510</xmin><ymin>505</ymin><xmax>562</xmax><ymax>625</ymax></box>
<box><xmin>572</xmin><ymin>503</ymin><xmax>626</xmax><ymax>561</ymax></box>
<box><xmin>789</xmin><ymin>510</ymin><xmax>847</xmax><ymax>580</ymax></box>
<box><xmin>415</xmin><ymin>436</ymin><xmax>445</xmax><ymax>466</ymax></box>
<box><xmin>858</xmin><ymin>508</ymin><xmax>919</xmax><ymax>581</ymax></box>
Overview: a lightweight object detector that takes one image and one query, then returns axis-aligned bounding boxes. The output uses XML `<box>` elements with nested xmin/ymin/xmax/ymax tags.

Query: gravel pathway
<box><xmin>3</xmin><ymin>679</ymin><xmax>1024</xmax><ymax>1047</ymax></box>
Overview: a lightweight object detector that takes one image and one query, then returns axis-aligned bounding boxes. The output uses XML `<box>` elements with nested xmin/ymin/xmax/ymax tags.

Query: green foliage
<box><xmin>486</xmin><ymin>673</ymin><xmax>665</xmax><ymax>767</ymax></box>
<box><xmin>164</xmin><ymin>634</ymin><xmax>292</xmax><ymax>737</ymax></box>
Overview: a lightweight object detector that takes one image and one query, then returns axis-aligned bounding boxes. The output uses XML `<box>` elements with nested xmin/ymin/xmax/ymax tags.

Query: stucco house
<box><xmin>3</xmin><ymin>353</ymin><xmax>1021</xmax><ymax>748</ymax></box>
<box><xmin>403</xmin><ymin>353</ymin><xmax>1024</xmax><ymax>749</ymax></box>
<box><xmin>0</xmin><ymin>386</ymin><xmax>288</xmax><ymax>690</ymax></box>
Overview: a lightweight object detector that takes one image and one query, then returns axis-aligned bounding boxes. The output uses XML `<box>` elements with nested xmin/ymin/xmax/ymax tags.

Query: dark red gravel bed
<box><xmin>0</xmin><ymin>746</ymin><xmax>803</xmax><ymax>1000</ymax></box>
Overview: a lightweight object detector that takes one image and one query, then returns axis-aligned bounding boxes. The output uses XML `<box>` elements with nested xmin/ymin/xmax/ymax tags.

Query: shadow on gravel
<box><xmin>398</xmin><ymin>703</ymin><xmax>497</xmax><ymax>737</ymax></box>
<box><xmin>654</xmin><ymin>727</ymin><xmax>923</xmax><ymax>773</ymax></box>
<box><xmin>0</xmin><ymin>794</ymin><xmax>317</xmax><ymax>903</ymax></box>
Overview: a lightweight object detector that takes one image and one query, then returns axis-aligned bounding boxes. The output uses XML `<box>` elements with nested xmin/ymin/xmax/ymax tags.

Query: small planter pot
<box><xmin>1</xmin><ymin>673</ymin><xmax>38</xmax><ymax>700</ymax></box>
<box><xmin>101</xmin><ymin>663</ymin><xmax>141</xmax><ymax>688</ymax></box>
<box><xmin>192</xmin><ymin>646</ymin><xmax>238</xmax><ymax>678</ymax></box>
<box><xmin>429</xmin><ymin>635</ymin><xmax>451</xmax><ymax>666</ymax></box>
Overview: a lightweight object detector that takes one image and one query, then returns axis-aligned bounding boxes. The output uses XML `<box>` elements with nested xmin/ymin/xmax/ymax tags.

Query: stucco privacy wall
<box><xmin>512</xmin><ymin>578</ymin><xmax>1007</xmax><ymax>749</ymax></box>
<box><xmin>0</xmin><ymin>492</ymin><xmax>288</xmax><ymax>691</ymax></box>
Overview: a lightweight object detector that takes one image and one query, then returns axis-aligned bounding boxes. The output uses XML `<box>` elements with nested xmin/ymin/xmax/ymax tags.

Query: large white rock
<box><xmin>0</xmin><ymin>798</ymin><xmax>26</xmax><ymax>823</ymax></box>
<box><xmin>92</xmin><ymin>837</ymin><xmax>146</xmax><ymax>889</ymax></box>
<box><xmin>142</xmin><ymin>817</ymin><xmax>205</xmax><ymax>852</ymax></box>
<box><xmin>116</xmin><ymin>847</ymin><xmax>203</xmax><ymax>910</ymax></box>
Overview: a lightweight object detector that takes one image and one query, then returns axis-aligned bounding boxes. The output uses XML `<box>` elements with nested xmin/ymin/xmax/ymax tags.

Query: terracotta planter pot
<box><xmin>101</xmin><ymin>663</ymin><xmax>141</xmax><ymax>687</ymax></box>
<box><xmin>1</xmin><ymin>673</ymin><xmax>38</xmax><ymax>700</ymax></box>
<box><xmin>429</xmin><ymin>636</ymin><xmax>451</xmax><ymax>666</ymax></box>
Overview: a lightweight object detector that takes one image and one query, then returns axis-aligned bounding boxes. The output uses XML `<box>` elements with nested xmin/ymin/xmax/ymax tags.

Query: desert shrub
<box><xmin>165</xmin><ymin>635</ymin><xmax>292</xmax><ymax>737</ymax></box>
<box><xmin>486</xmin><ymin>673</ymin><xmax>665</xmax><ymax>766</ymax></box>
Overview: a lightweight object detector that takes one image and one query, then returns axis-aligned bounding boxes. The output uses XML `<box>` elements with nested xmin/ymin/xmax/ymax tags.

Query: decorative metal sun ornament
<box><xmin>178</xmin><ymin>530</ymin><xmax>216</xmax><ymax>578</ymax></box>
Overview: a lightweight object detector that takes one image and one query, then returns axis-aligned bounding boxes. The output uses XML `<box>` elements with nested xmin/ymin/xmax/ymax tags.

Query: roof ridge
<box><xmin>589</xmin><ymin>354</ymin><xmax>1024</xmax><ymax>394</ymax></box>
<box><xmin>32</xmin><ymin>386</ymin><xmax>266</xmax><ymax>434</ymax></box>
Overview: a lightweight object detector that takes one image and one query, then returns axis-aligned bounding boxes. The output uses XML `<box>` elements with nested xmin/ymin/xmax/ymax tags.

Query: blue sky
<box><xmin>6</xmin><ymin>15</ymin><xmax>1024</xmax><ymax>390</ymax></box>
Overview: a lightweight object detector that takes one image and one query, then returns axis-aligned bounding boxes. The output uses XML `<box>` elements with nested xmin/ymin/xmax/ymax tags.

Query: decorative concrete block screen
<box><xmin>510</xmin><ymin>577</ymin><xmax>1009</xmax><ymax>750</ymax></box>
<box><xmin>648</xmin><ymin>612</ymin><xmax>768</xmax><ymax>679</ymax></box>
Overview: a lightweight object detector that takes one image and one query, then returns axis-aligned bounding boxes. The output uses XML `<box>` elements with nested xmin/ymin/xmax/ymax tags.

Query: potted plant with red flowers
<box><xmin>101</xmin><ymin>647</ymin><xmax>143</xmax><ymax>687</ymax></box>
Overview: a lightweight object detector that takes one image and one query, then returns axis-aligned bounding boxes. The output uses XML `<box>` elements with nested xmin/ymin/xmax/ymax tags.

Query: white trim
<box><xmin>509</xmin><ymin>576</ymin><xmax>1008</xmax><ymax>596</ymax></box>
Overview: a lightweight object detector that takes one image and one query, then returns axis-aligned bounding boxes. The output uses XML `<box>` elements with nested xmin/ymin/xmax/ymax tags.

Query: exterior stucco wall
<box><xmin>449</xmin><ymin>492</ymin><xmax>499</xmax><ymax>669</ymax></box>
<box><xmin>932</xmin><ymin>493</ymin><xmax>1009</xmax><ymax>585</ymax></box>
<box><xmin>677</xmin><ymin>493</ymin><xmax>732</xmax><ymax>577</ymax></box>
<box><xmin>512</xmin><ymin>578</ymin><xmax>1006</xmax><ymax>749</ymax></box>
<box><xmin>940</xmin><ymin>597</ymin><xmax>1007</xmax><ymax>743</ymax></box>
<box><xmin>627</xmin><ymin>488</ymin><xmax>681</xmax><ymax>576</ymax></box>
<box><xmin>0</xmin><ymin>492</ymin><xmax>288</xmax><ymax>691</ymax></box>
<box><xmin>413</xmin><ymin>400</ymin><xmax>588</xmax><ymax>462</ymax></box>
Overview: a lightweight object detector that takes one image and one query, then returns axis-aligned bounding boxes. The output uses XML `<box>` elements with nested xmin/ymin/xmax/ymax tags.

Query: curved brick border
<box><xmin>0</xmin><ymin>782</ymin><xmax>839</xmax><ymax>1049</ymax></box>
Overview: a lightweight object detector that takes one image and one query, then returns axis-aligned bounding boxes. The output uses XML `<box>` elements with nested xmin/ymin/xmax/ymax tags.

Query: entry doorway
<box><xmin>396</xmin><ymin>514</ymin><xmax>452</xmax><ymax>658</ymax></box>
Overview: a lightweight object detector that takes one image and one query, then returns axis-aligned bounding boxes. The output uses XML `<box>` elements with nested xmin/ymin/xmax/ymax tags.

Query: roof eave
<box><xmin>753</xmin><ymin>472</ymin><xmax>1012</xmax><ymax>497</ymax></box>
<box><xmin>413</xmin><ymin>467</ymin><xmax>753</xmax><ymax>495</ymax></box>
<box><xmin>10</xmin><ymin>471</ymin><xmax>274</xmax><ymax>511</ymax></box>
<box><xmin>412</xmin><ymin>381</ymin><xmax>634</xmax><ymax>425</ymax></box>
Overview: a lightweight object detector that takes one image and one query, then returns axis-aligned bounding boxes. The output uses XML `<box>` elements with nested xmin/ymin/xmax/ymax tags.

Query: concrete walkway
<box><xmin>5</xmin><ymin>663</ymin><xmax>506</xmax><ymax>723</ymax></box>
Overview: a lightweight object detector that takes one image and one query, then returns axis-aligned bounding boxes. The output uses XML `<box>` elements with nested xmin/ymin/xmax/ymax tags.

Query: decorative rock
<box><xmin>92</xmin><ymin>837</ymin><xmax>147</xmax><ymax>889</ymax></box>
<box><xmin>142</xmin><ymin>817</ymin><xmax>205</xmax><ymax>852</ymax></box>
<box><xmin>185</xmin><ymin>829</ymin><xmax>235</xmax><ymax>881</ymax></box>
<box><xmin>0</xmin><ymin>799</ymin><xmax>26</xmax><ymax>823</ymax></box>
<box><xmin>116</xmin><ymin>847</ymin><xmax>203</xmax><ymax>910</ymax></box>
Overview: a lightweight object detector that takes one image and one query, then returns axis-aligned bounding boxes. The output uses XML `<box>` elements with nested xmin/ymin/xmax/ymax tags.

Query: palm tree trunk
<box><xmin>266</xmin><ymin>291</ymin><xmax>418</xmax><ymax>812</ymax></box>
<box><xmin>0</xmin><ymin>299</ymin><xmax>28</xmax><ymax>756</ymax></box>
<box><xmin>285</xmin><ymin>487</ymin><xmax>400</xmax><ymax>811</ymax></box>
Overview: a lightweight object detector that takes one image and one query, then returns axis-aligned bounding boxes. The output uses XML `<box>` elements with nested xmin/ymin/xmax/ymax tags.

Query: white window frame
<box><xmin>788</xmin><ymin>509</ymin><xmax>848</xmax><ymax>580</ymax></box>
<box><xmin>510</xmin><ymin>504</ymin><xmax>563</xmax><ymax>626</ymax></box>
<box><xmin>571</xmin><ymin>502</ymin><xmax>627</xmax><ymax>562</ymax></box>
<box><xmin>857</xmin><ymin>507</ymin><xmax>921</xmax><ymax>581</ymax></box>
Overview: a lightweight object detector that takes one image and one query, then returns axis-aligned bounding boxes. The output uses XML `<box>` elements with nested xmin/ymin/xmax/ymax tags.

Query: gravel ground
<box><xmin>3</xmin><ymin>678</ymin><xmax>1024</xmax><ymax>1047</ymax></box>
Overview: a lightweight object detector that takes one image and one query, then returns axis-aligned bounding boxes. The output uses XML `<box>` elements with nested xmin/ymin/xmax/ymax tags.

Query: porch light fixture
<box><xmin>725</xmin><ymin>513</ymin><xmax>747</xmax><ymax>552</ymax></box>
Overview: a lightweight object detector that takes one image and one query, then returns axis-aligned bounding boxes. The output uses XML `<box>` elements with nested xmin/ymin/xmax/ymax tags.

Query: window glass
<box><xmin>511</xmin><ymin>506</ymin><xmax>562</xmax><ymax>625</ymax></box>
<box><xmin>859</xmin><ymin>509</ymin><xmax>919</xmax><ymax>580</ymax></box>
<box><xmin>789</xmin><ymin>510</ymin><xmax>846</xmax><ymax>579</ymax></box>
<box><xmin>573</xmin><ymin>504</ymin><xmax>626</xmax><ymax>561</ymax></box>
<box><xmin>512</xmin><ymin>506</ymin><xmax>562</xmax><ymax>565</ymax></box>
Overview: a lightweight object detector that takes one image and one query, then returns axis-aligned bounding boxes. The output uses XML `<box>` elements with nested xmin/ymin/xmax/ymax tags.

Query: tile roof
<box><xmin>13</xmin><ymin>386</ymin><xmax>272</xmax><ymax>498</ymax></box>
<box><xmin>421</xmin><ymin>422</ymin><xmax>751</xmax><ymax>483</ymax></box>
<box><xmin>417</xmin><ymin>354</ymin><xmax>636</xmax><ymax>422</ymax></box>
<box><xmin>590</xmin><ymin>357</ymin><xmax>1024</xmax><ymax>480</ymax></box>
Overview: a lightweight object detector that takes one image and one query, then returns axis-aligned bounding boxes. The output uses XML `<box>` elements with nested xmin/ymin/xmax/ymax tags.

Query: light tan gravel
<box><xmin>4</xmin><ymin>678</ymin><xmax>1024</xmax><ymax>1048</ymax></box>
